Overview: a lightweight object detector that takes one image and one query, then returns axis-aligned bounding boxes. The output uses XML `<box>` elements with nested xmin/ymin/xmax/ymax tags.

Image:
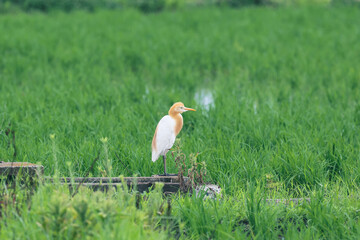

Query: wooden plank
<box><xmin>266</xmin><ymin>198</ymin><xmax>311</xmax><ymax>205</ymax></box>
<box><xmin>66</xmin><ymin>182</ymin><xmax>182</xmax><ymax>193</ymax></box>
<box><xmin>46</xmin><ymin>176</ymin><xmax>187</xmax><ymax>184</ymax></box>
<box><xmin>46</xmin><ymin>176</ymin><xmax>189</xmax><ymax>194</ymax></box>
<box><xmin>1</xmin><ymin>162</ymin><xmax>189</xmax><ymax>194</ymax></box>
<box><xmin>0</xmin><ymin>161</ymin><xmax>43</xmax><ymax>177</ymax></box>
<box><xmin>0</xmin><ymin>163</ymin><xmax>314</xmax><ymax>201</ymax></box>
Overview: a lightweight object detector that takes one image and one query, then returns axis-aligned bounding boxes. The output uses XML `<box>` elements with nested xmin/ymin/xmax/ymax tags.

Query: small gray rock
<box><xmin>195</xmin><ymin>184</ymin><xmax>222</xmax><ymax>200</ymax></box>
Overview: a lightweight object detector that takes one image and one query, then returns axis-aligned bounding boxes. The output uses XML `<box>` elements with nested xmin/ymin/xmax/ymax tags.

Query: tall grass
<box><xmin>0</xmin><ymin>182</ymin><xmax>170</xmax><ymax>239</ymax></box>
<box><xmin>1</xmin><ymin>7</ymin><xmax>359</xmax><ymax>193</ymax></box>
<box><xmin>1</xmin><ymin>180</ymin><xmax>359</xmax><ymax>239</ymax></box>
<box><xmin>0</xmin><ymin>6</ymin><xmax>360</xmax><ymax>238</ymax></box>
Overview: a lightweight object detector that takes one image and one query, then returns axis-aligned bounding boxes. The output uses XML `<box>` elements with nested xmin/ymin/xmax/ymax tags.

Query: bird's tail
<box><xmin>152</xmin><ymin>149</ymin><xmax>160</xmax><ymax>162</ymax></box>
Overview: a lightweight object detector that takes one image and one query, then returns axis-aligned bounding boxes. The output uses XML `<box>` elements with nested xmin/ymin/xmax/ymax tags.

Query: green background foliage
<box><xmin>1</xmin><ymin>0</ymin><xmax>359</xmax><ymax>13</ymax></box>
<box><xmin>1</xmin><ymin>7</ymin><xmax>359</xmax><ymax>193</ymax></box>
<box><xmin>1</xmin><ymin>4</ymin><xmax>360</xmax><ymax>239</ymax></box>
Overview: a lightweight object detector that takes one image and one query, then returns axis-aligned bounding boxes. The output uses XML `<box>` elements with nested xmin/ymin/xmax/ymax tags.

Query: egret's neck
<box><xmin>168</xmin><ymin>107</ymin><xmax>178</xmax><ymax>117</ymax></box>
<box><xmin>169</xmin><ymin>112</ymin><xmax>183</xmax><ymax>136</ymax></box>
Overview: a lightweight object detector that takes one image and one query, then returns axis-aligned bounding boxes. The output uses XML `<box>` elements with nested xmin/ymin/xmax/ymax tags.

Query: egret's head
<box><xmin>169</xmin><ymin>102</ymin><xmax>196</xmax><ymax>115</ymax></box>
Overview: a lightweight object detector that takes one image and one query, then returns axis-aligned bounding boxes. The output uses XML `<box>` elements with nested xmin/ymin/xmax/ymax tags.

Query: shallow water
<box><xmin>194</xmin><ymin>89</ymin><xmax>215</xmax><ymax>112</ymax></box>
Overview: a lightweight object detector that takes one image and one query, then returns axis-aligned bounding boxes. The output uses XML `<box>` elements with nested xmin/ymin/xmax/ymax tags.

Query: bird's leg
<box><xmin>163</xmin><ymin>155</ymin><xmax>167</xmax><ymax>175</ymax></box>
<box><xmin>158</xmin><ymin>154</ymin><xmax>176</xmax><ymax>176</ymax></box>
<box><xmin>163</xmin><ymin>152</ymin><xmax>178</xmax><ymax>177</ymax></box>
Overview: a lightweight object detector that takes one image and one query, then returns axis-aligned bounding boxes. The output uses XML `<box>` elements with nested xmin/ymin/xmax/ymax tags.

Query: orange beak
<box><xmin>184</xmin><ymin>107</ymin><xmax>196</xmax><ymax>111</ymax></box>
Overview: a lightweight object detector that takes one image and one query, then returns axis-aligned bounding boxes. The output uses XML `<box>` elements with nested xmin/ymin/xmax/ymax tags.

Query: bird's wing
<box><xmin>152</xmin><ymin>115</ymin><xmax>176</xmax><ymax>162</ymax></box>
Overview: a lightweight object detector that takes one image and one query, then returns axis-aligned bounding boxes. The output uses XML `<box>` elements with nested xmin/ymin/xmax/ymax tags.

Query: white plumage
<box><xmin>151</xmin><ymin>102</ymin><xmax>195</xmax><ymax>175</ymax></box>
<box><xmin>152</xmin><ymin>115</ymin><xmax>178</xmax><ymax>162</ymax></box>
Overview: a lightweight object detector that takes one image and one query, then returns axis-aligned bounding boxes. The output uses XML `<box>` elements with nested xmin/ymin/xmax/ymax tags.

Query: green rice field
<box><xmin>1</xmin><ymin>6</ymin><xmax>360</xmax><ymax>239</ymax></box>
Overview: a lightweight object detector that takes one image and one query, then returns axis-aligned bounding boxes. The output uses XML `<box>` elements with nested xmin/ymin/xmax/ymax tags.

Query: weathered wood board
<box><xmin>46</xmin><ymin>176</ymin><xmax>190</xmax><ymax>194</ymax></box>
<box><xmin>0</xmin><ymin>161</ymin><xmax>43</xmax><ymax>177</ymax></box>
<box><xmin>266</xmin><ymin>198</ymin><xmax>311</xmax><ymax>205</ymax></box>
<box><xmin>0</xmin><ymin>162</ymin><xmax>189</xmax><ymax>194</ymax></box>
<box><xmin>0</xmin><ymin>162</ymin><xmax>312</xmax><ymax>204</ymax></box>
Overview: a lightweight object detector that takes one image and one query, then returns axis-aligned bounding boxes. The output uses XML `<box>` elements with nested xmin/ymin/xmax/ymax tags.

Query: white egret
<box><xmin>152</xmin><ymin>102</ymin><xmax>196</xmax><ymax>175</ymax></box>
